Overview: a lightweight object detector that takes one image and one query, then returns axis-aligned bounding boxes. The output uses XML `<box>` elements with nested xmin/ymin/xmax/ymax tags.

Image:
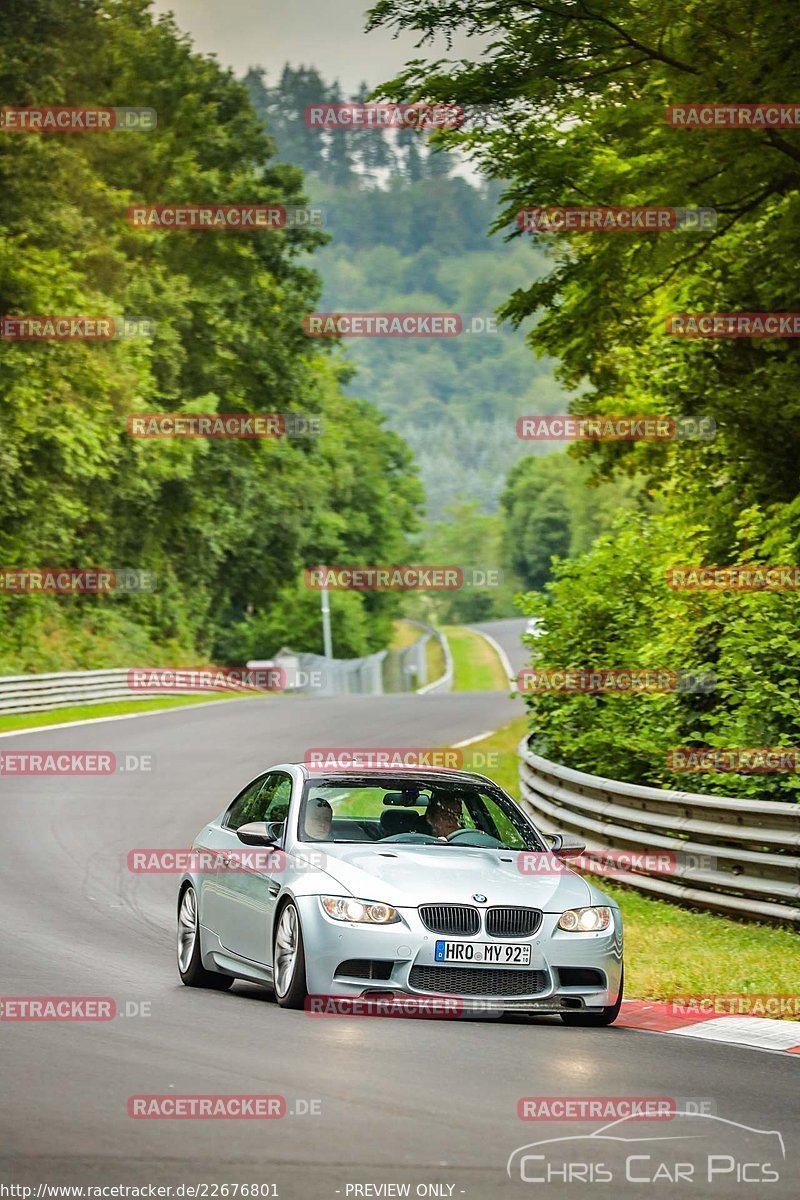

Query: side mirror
<box><xmin>549</xmin><ymin>832</ymin><xmax>586</xmax><ymax>858</ymax></box>
<box><xmin>266</xmin><ymin>820</ymin><xmax>286</xmax><ymax>845</ymax></box>
<box><xmin>236</xmin><ymin>820</ymin><xmax>280</xmax><ymax>847</ymax></box>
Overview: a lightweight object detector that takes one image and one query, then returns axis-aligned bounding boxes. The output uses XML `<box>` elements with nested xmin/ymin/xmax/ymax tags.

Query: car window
<box><xmin>478</xmin><ymin>794</ymin><xmax>529</xmax><ymax>849</ymax></box>
<box><xmin>224</xmin><ymin>772</ymin><xmax>292</xmax><ymax>830</ymax></box>
<box><xmin>262</xmin><ymin>773</ymin><xmax>292</xmax><ymax>824</ymax></box>
<box><xmin>298</xmin><ymin>780</ymin><xmax>544</xmax><ymax>849</ymax></box>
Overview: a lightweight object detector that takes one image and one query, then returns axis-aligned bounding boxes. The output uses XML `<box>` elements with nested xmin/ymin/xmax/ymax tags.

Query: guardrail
<box><xmin>0</xmin><ymin>631</ymin><xmax>444</xmax><ymax>714</ymax></box>
<box><xmin>0</xmin><ymin>668</ymin><xmax>249</xmax><ymax>715</ymax></box>
<box><xmin>518</xmin><ymin>738</ymin><xmax>800</xmax><ymax>925</ymax></box>
<box><xmin>270</xmin><ymin>626</ymin><xmax>446</xmax><ymax>696</ymax></box>
<box><xmin>270</xmin><ymin>648</ymin><xmax>387</xmax><ymax>696</ymax></box>
<box><xmin>410</xmin><ymin>622</ymin><xmax>453</xmax><ymax>695</ymax></box>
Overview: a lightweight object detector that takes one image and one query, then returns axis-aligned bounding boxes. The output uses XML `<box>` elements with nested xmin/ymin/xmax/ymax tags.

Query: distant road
<box><xmin>468</xmin><ymin>617</ymin><xmax>530</xmax><ymax>679</ymax></box>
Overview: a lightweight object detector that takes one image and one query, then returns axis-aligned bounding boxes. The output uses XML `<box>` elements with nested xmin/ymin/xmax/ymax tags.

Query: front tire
<box><xmin>177</xmin><ymin>885</ymin><xmax>234</xmax><ymax>990</ymax></box>
<box><xmin>273</xmin><ymin>901</ymin><xmax>308</xmax><ymax>1009</ymax></box>
<box><xmin>560</xmin><ymin>967</ymin><xmax>623</xmax><ymax>1027</ymax></box>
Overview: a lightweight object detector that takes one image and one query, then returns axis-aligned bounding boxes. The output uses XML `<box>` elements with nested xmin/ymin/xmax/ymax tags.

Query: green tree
<box><xmin>404</xmin><ymin>500</ymin><xmax>517</xmax><ymax>624</ymax></box>
<box><xmin>0</xmin><ymin>0</ymin><xmax>422</xmax><ymax>671</ymax></box>
<box><xmin>366</xmin><ymin>0</ymin><xmax>800</xmax><ymax>794</ymax></box>
<box><xmin>243</xmin><ymin>63</ymin><xmax>330</xmax><ymax>178</ymax></box>
<box><xmin>516</xmin><ymin>504</ymin><xmax>800</xmax><ymax>801</ymax></box>
<box><xmin>368</xmin><ymin>0</ymin><xmax>800</xmax><ymax>544</ymax></box>
<box><xmin>501</xmin><ymin>453</ymin><xmax>645</xmax><ymax>590</ymax></box>
<box><xmin>501</xmin><ymin>457</ymin><xmax>574</xmax><ymax>591</ymax></box>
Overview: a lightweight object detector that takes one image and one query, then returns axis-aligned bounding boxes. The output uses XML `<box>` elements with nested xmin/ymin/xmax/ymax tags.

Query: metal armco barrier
<box><xmin>409</xmin><ymin>621</ymin><xmax>453</xmax><ymax>695</ymax></box>
<box><xmin>0</xmin><ymin>629</ymin><xmax>448</xmax><ymax>713</ymax></box>
<box><xmin>273</xmin><ymin>624</ymin><xmax>451</xmax><ymax>697</ymax></box>
<box><xmin>518</xmin><ymin>738</ymin><xmax>800</xmax><ymax>925</ymax></box>
<box><xmin>272</xmin><ymin>648</ymin><xmax>387</xmax><ymax>696</ymax></box>
<box><xmin>0</xmin><ymin>668</ymin><xmax>244</xmax><ymax>715</ymax></box>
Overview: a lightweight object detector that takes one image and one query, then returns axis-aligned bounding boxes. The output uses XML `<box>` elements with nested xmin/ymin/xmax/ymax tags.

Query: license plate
<box><xmin>434</xmin><ymin>939</ymin><xmax>532</xmax><ymax>966</ymax></box>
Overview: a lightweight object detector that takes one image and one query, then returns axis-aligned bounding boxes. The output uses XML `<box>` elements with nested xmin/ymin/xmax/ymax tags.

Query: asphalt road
<box><xmin>468</xmin><ymin>619</ymin><xmax>530</xmax><ymax>679</ymax></box>
<box><xmin>1</xmin><ymin>688</ymin><xmax>797</xmax><ymax>1199</ymax></box>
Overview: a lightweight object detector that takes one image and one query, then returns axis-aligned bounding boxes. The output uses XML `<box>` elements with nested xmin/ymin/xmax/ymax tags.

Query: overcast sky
<box><xmin>150</xmin><ymin>0</ymin><xmax>480</xmax><ymax>93</ymax></box>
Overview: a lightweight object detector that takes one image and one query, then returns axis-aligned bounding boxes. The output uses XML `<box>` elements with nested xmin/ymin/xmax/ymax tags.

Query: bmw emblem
<box><xmin>472</xmin><ymin>893</ymin><xmax>487</xmax><ymax>903</ymax></box>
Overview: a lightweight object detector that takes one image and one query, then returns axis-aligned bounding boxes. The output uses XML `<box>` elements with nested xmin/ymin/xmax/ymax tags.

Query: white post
<box><xmin>321</xmin><ymin>583</ymin><xmax>333</xmax><ymax>659</ymax></box>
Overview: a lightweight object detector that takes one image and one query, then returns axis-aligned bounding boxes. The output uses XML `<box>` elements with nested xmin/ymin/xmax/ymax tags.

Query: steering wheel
<box><xmin>445</xmin><ymin>829</ymin><xmax>503</xmax><ymax>847</ymax></box>
<box><xmin>378</xmin><ymin>832</ymin><xmax>440</xmax><ymax>844</ymax></box>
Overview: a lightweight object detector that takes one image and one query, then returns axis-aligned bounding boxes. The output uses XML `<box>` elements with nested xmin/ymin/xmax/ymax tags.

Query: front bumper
<box><xmin>296</xmin><ymin>895</ymin><xmax>623</xmax><ymax>1013</ymax></box>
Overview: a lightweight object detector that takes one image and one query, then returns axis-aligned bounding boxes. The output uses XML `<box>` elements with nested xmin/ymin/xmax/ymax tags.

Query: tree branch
<box><xmin>629</xmin><ymin>184</ymin><xmax>780</xmax><ymax>303</ymax></box>
<box><xmin>518</xmin><ymin>1</ymin><xmax>701</xmax><ymax>75</ymax></box>
<box><xmin>764</xmin><ymin>128</ymin><xmax>800</xmax><ymax>168</ymax></box>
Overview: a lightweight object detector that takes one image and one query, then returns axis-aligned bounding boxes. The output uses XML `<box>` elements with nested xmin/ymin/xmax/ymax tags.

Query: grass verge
<box><xmin>424</xmin><ymin>631</ymin><xmax>446</xmax><ymax>686</ymax></box>
<box><xmin>0</xmin><ymin>691</ymin><xmax>252</xmax><ymax>734</ymax></box>
<box><xmin>443</xmin><ymin>625</ymin><xmax>508</xmax><ymax>692</ymax></box>
<box><xmin>390</xmin><ymin>619</ymin><xmax>422</xmax><ymax>651</ymax></box>
<box><xmin>455</xmin><ymin>715</ymin><xmax>800</xmax><ymax>1008</ymax></box>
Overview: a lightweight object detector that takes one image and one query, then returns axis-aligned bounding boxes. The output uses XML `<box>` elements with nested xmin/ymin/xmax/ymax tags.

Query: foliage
<box><xmin>501</xmin><ymin>453</ymin><xmax>646</xmax><ymax>590</ymax></box>
<box><xmin>517</xmin><ymin>505</ymin><xmax>800</xmax><ymax>800</ymax></box>
<box><xmin>402</xmin><ymin>500</ymin><xmax>517</xmax><ymax>623</ymax></box>
<box><xmin>368</xmin><ymin>0</ymin><xmax>800</xmax><ymax>537</ymax></box>
<box><xmin>314</xmin><ymin>214</ymin><xmax>565</xmax><ymax>518</ymax></box>
<box><xmin>245</xmin><ymin>65</ymin><xmax>568</xmax><ymax>519</ymax></box>
<box><xmin>0</xmin><ymin>0</ymin><xmax>422</xmax><ymax>669</ymax></box>
<box><xmin>244</xmin><ymin>64</ymin><xmax>466</xmax><ymax>186</ymax></box>
<box><xmin>368</xmin><ymin>0</ymin><xmax>800</xmax><ymax>793</ymax></box>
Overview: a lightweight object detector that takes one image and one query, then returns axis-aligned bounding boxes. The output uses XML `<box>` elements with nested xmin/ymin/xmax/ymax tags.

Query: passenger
<box><xmin>304</xmin><ymin>796</ymin><xmax>333</xmax><ymax>841</ymax></box>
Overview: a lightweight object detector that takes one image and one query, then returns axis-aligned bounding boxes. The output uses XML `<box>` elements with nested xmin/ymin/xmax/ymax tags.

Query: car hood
<box><xmin>316</xmin><ymin>844</ymin><xmax>593</xmax><ymax>911</ymax></box>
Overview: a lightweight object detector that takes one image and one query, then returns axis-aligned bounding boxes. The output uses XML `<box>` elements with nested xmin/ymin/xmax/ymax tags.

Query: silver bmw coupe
<box><xmin>177</xmin><ymin>763</ymin><xmax>624</xmax><ymax>1023</ymax></box>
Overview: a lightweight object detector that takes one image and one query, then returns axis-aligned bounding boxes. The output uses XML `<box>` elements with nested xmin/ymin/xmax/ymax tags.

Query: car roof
<box><xmin>291</xmin><ymin>762</ymin><xmax>497</xmax><ymax>787</ymax></box>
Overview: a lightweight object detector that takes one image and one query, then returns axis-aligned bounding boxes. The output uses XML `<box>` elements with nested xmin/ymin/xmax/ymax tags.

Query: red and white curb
<box><xmin>618</xmin><ymin>1000</ymin><xmax>800</xmax><ymax>1055</ymax></box>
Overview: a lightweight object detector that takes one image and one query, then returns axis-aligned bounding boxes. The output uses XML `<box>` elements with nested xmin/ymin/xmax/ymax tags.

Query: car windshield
<box><xmin>298</xmin><ymin>776</ymin><xmax>546</xmax><ymax>850</ymax></box>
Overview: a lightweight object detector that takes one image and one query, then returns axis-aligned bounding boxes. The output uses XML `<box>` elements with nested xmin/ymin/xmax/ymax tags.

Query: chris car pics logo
<box><xmin>507</xmin><ymin>1113</ymin><xmax>785</xmax><ymax>1185</ymax></box>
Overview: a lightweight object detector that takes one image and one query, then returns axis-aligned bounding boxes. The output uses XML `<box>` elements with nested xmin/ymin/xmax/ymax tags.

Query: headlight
<box><xmin>321</xmin><ymin>896</ymin><xmax>399</xmax><ymax>924</ymax></box>
<box><xmin>558</xmin><ymin>906</ymin><xmax>612</xmax><ymax>932</ymax></box>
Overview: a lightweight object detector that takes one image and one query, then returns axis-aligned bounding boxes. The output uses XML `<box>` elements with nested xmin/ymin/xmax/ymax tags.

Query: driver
<box><xmin>304</xmin><ymin>796</ymin><xmax>333</xmax><ymax>841</ymax></box>
<box><xmin>425</xmin><ymin>794</ymin><xmax>463</xmax><ymax>840</ymax></box>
